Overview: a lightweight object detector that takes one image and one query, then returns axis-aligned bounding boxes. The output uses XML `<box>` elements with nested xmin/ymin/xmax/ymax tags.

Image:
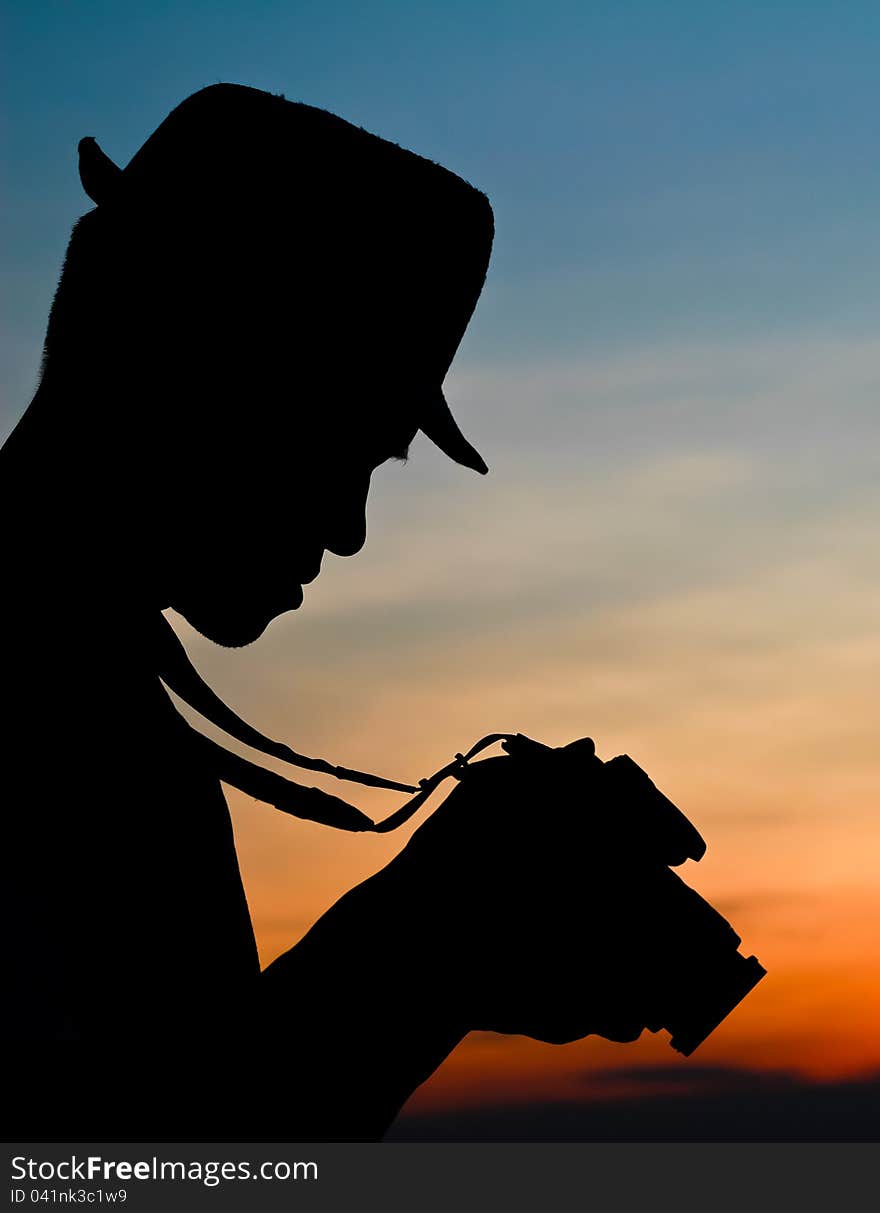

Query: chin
<box><xmin>173</xmin><ymin>598</ymin><xmax>297</xmax><ymax>649</ymax></box>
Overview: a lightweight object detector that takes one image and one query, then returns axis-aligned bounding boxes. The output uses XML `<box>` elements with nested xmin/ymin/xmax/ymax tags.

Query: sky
<box><xmin>3</xmin><ymin>2</ymin><xmax>880</xmax><ymax>1139</ymax></box>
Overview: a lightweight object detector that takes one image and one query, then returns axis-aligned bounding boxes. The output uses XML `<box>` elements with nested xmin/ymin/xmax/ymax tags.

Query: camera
<box><xmin>406</xmin><ymin>732</ymin><xmax>766</xmax><ymax>1056</ymax></box>
<box><xmin>512</xmin><ymin>735</ymin><xmax>766</xmax><ymax>1055</ymax></box>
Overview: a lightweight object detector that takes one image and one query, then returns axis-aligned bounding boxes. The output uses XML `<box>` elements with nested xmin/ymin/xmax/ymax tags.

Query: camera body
<box><xmin>403</xmin><ymin>733</ymin><xmax>765</xmax><ymax>1056</ymax></box>
<box><xmin>508</xmin><ymin>734</ymin><xmax>766</xmax><ymax>1055</ymax></box>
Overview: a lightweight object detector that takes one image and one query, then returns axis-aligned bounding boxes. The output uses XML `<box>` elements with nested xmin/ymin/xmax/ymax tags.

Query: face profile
<box><xmin>61</xmin><ymin>84</ymin><xmax>493</xmax><ymax>647</ymax></box>
<box><xmin>160</xmin><ymin>390</ymin><xmax>421</xmax><ymax>647</ymax></box>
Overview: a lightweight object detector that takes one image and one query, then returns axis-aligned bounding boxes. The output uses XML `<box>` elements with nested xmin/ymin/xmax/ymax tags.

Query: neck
<box><xmin>2</xmin><ymin>380</ymin><xmax>166</xmax><ymax>622</ymax></box>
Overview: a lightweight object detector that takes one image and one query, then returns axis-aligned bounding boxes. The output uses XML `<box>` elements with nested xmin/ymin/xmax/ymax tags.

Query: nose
<box><xmin>323</xmin><ymin>470</ymin><xmax>370</xmax><ymax>557</ymax></box>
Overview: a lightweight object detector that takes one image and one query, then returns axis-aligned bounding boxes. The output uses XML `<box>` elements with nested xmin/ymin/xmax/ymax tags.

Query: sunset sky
<box><xmin>4</xmin><ymin>2</ymin><xmax>880</xmax><ymax>1137</ymax></box>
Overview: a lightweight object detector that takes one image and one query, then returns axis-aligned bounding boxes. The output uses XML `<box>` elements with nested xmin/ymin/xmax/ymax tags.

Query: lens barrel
<box><xmin>665</xmin><ymin>950</ymin><xmax>767</xmax><ymax>1057</ymax></box>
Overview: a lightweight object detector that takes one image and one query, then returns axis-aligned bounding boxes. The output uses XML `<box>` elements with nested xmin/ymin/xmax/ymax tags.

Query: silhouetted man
<box><xmin>3</xmin><ymin>85</ymin><xmax>661</xmax><ymax>1141</ymax></box>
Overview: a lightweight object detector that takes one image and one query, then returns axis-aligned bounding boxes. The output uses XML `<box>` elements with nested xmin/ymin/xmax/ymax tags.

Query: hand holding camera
<box><xmin>383</xmin><ymin>732</ymin><xmax>765</xmax><ymax>1055</ymax></box>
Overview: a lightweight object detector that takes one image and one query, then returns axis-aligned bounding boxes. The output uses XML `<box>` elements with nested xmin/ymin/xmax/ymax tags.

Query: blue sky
<box><xmin>8</xmin><ymin>1</ymin><xmax>880</xmax><ymax>415</ymax></box>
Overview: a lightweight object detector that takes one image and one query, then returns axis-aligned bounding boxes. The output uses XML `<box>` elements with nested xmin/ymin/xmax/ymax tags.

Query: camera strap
<box><xmin>154</xmin><ymin>610</ymin><xmax>517</xmax><ymax>833</ymax></box>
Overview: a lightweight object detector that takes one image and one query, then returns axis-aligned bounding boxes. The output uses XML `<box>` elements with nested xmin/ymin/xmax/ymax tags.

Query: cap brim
<box><xmin>420</xmin><ymin>387</ymin><xmax>488</xmax><ymax>474</ymax></box>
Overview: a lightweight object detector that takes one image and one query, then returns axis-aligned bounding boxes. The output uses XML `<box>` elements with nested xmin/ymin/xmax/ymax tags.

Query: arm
<box><xmin>253</xmin><ymin>862</ymin><xmax>468</xmax><ymax>1141</ymax></box>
